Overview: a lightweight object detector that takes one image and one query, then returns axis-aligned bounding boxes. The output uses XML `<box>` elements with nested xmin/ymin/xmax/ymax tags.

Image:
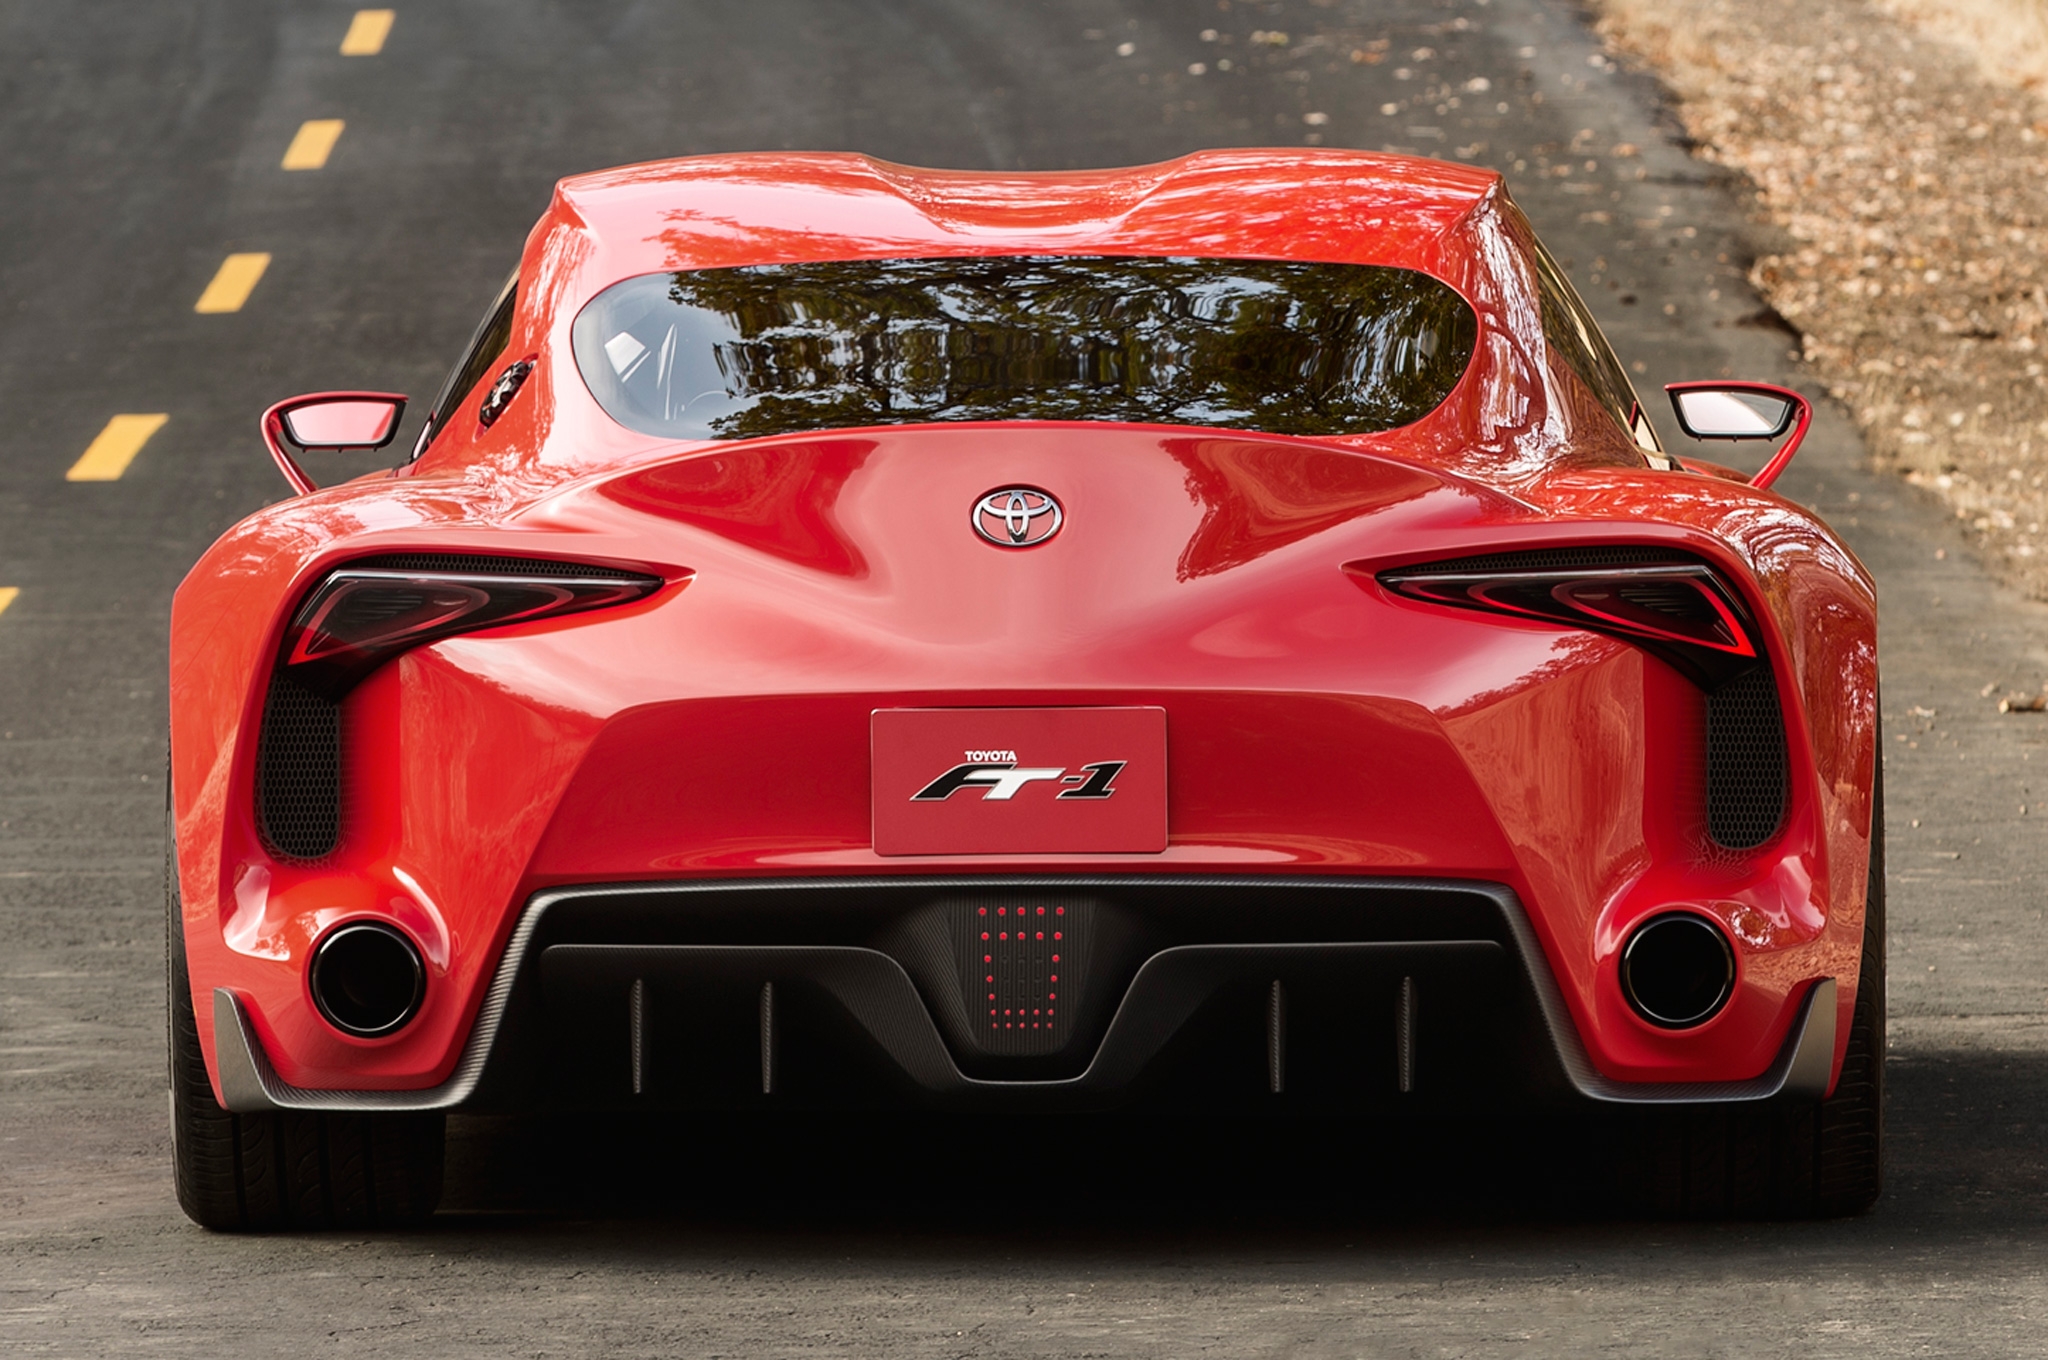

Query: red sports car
<box><xmin>167</xmin><ymin>149</ymin><xmax>1881</xmax><ymax>1229</ymax></box>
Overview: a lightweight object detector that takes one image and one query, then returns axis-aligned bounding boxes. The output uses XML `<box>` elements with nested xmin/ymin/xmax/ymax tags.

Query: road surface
<box><xmin>3</xmin><ymin>0</ymin><xmax>2046</xmax><ymax>1353</ymax></box>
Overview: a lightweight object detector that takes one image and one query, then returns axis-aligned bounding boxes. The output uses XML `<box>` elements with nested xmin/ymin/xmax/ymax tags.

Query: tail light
<box><xmin>1374</xmin><ymin>552</ymin><xmax>1763</xmax><ymax>688</ymax></box>
<box><xmin>282</xmin><ymin>562</ymin><xmax>663</xmax><ymax>697</ymax></box>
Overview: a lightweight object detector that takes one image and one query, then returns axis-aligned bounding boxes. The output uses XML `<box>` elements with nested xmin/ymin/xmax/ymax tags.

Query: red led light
<box><xmin>981</xmin><ymin>932</ymin><xmax>989</xmax><ymax>940</ymax></box>
<box><xmin>1049</xmin><ymin>993</ymin><xmax>1056</xmax><ymax>1000</ymax></box>
<box><xmin>1000</xmin><ymin>932</ymin><xmax>1009</xmax><ymax>940</ymax></box>
<box><xmin>1054</xmin><ymin>932</ymin><xmax>1062</xmax><ymax>940</ymax></box>
<box><xmin>997</xmin><ymin>907</ymin><xmax>1006</xmax><ymax>916</ymax></box>
<box><xmin>1050</xmin><ymin>975</ymin><xmax>1058</xmax><ymax>982</ymax></box>
<box><xmin>1056</xmin><ymin>907</ymin><xmax>1065</xmax><ymax>915</ymax></box>
<box><xmin>983</xmin><ymin>954</ymin><xmax>991</xmax><ymax>962</ymax></box>
<box><xmin>988</xmin><ymin>993</ymin><xmax>996</xmax><ymax>1001</ymax></box>
<box><xmin>978</xmin><ymin>907</ymin><xmax>987</xmax><ymax>916</ymax></box>
<box><xmin>1047</xmin><ymin>1008</ymin><xmax>1055</xmax><ymax>1016</ymax></box>
<box><xmin>1052</xmin><ymin>954</ymin><xmax>1060</xmax><ymax>963</ymax></box>
<box><xmin>1037</xmin><ymin>907</ymin><xmax>1046</xmax><ymax>916</ymax></box>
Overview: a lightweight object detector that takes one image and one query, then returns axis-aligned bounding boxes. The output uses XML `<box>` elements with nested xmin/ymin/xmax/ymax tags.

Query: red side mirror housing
<box><xmin>260</xmin><ymin>392</ymin><xmax>408</xmax><ymax>495</ymax></box>
<box><xmin>1664</xmin><ymin>381</ymin><xmax>1810</xmax><ymax>491</ymax></box>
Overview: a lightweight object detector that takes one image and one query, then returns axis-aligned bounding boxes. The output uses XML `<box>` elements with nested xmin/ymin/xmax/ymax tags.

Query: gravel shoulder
<box><xmin>1594</xmin><ymin>0</ymin><xmax>2048</xmax><ymax>607</ymax></box>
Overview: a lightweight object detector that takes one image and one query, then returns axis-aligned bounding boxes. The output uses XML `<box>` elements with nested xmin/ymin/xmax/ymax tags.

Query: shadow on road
<box><xmin>428</xmin><ymin>1043</ymin><xmax>2048</xmax><ymax>1240</ymax></box>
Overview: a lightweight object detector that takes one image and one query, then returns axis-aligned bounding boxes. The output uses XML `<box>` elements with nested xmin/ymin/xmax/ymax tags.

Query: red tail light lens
<box><xmin>283</xmin><ymin>566</ymin><xmax>662</xmax><ymax>697</ymax></box>
<box><xmin>1376</xmin><ymin>558</ymin><xmax>1762</xmax><ymax>688</ymax></box>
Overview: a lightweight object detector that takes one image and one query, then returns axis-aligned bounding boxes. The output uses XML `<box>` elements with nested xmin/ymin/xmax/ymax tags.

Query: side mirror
<box><xmin>260</xmin><ymin>392</ymin><xmax>408</xmax><ymax>495</ymax></box>
<box><xmin>1664</xmin><ymin>382</ymin><xmax>1810</xmax><ymax>491</ymax></box>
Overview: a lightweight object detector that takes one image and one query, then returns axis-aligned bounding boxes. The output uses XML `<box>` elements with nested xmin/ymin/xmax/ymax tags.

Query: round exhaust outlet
<box><xmin>1620</xmin><ymin>913</ymin><xmax>1735</xmax><ymax>1029</ymax></box>
<box><xmin>310</xmin><ymin>922</ymin><xmax>426</xmax><ymax>1038</ymax></box>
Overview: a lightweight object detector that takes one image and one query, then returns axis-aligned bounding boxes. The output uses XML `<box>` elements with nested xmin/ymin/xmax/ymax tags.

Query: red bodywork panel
<box><xmin>169</xmin><ymin>151</ymin><xmax>1877</xmax><ymax>1103</ymax></box>
<box><xmin>870</xmin><ymin>708</ymin><xmax>1169</xmax><ymax>856</ymax></box>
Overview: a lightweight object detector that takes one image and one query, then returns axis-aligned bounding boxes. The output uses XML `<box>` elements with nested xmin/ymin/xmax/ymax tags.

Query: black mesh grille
<box><xmin>1390</xmin><ymin>545</ymin><xmax>1692</xmax><ymax>574</ymax></box>
<box><xmin>1706</xmin><ymin>665</ymin><xmax>1788</xmax><ymax>849</ymax></box>
<box><xmin>251</xmin><ymin>553</ymin><xmax>648</xmax><ymax>861</ymax></box>
<box><xmin>349</xmin><ymin>553</ymin><xmax>647</xmax><ymax>578</ymax></box>
<box><xmin>1384</xmin><ymin>544</ymin><xmax>1790</xmax><ymax>852</ymax></box>
<box><xmin>255</xmin><ymin>673</ymin><xmax>341</xmax><ymax>861</ymax></box>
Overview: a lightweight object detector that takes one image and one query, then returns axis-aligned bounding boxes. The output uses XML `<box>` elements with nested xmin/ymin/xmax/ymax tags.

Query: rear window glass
<box><xmin>571</xmin><ymin>255</ymin><xmax>1477</xmax><ymax>442</ymax></box>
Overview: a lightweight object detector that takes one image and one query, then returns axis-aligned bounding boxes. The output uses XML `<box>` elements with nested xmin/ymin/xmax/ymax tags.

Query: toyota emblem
<box><xmin>972</xmin><ymin>487</ymin><xmax>1063</xmax><ymax>548</ymax></box>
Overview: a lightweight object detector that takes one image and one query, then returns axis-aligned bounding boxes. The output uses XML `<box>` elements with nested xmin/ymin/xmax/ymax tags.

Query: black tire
<box><xmin>167</xmin><ymin>803</ymin><xmax>444</xmax><ymax>1231</ymax></box>
<box><xmin>1622</xmin><ymin>764</ymin><xmax>1884</xmax><ymax>1218</ymax></box>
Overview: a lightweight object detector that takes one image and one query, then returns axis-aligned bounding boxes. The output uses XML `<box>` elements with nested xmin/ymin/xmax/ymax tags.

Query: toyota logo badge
<box><xmin>972</xmin><ymin>487</ymin><xmax>1063</xmax><ymax>548</ymax></box>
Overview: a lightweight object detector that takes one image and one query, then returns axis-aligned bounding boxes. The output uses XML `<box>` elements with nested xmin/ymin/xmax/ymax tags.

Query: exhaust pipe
<box><xmin>310</xmin><ymin>922</ymin><xmax>426</xmax><ymax>1037</ymax></box>
<box><xmin>1620</xmin><ymin>913</ymin><xmax>1735</xmax><ymax>1029</ymax></box>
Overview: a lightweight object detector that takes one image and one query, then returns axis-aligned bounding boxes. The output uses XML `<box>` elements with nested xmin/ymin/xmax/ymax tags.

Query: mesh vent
<box><xmin>255</xmin><ymin>673</ymin><xmax>341</xmax><ymax>861</ymax></box>
<box><xmin>349</xmin><ymin>553</ymin><xmax>647</xmax><ymax>578</ymax></box>
<box><xmin>251</xmin><ymin>553</ymin><xmax>647</xmax><ymax>861</ymax></box>
<box><xmin>1706</xmin><ymin>665</ymin><xmax>1788</xmax><ymax>849</ymax></box>
<box><xmin>1390</xmin><ymin>545</ymin><xmax>1692</xmax><ymax>575</ymax></box>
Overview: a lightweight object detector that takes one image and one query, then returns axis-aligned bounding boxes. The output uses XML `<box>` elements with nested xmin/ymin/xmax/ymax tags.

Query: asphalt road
<box><xmin>5</xmin><ymin>1</ymin><xmax>2048</xmax><ymax>1355</ymax></box>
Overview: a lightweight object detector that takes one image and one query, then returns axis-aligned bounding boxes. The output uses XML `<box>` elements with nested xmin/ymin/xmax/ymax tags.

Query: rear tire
<box><xmin>1623</xmin><ymin>765</ymin><xmax>1884</xmax><ymax>1218</ymax></box>
<box><xmin>167</xmin><ymin>805</ymin><xmax>443</xmax><ymax>1231</ymax></box>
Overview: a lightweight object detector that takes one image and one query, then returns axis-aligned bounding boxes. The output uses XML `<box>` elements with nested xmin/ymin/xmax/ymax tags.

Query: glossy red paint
<box><xmin>871</xmin><ymin>707</ymin><xmax>1168</xmax><ymax>856</ymax></box>
<box><xmin>169</xmin><ymin>150</ymin><xmax>1877</xmax><ymax>1104</ymax></box>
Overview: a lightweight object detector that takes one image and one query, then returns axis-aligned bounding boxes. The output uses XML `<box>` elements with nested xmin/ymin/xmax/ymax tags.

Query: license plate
<box><xmin>871</xmin><ymin>707</ymin><xmax>1167</xmax><ymax>856</ymax></box>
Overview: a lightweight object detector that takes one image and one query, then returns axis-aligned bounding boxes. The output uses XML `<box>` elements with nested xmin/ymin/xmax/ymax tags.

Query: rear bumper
<box><xmin>211</xmin><ymin>875</ymin><xmax>1836</xmax><ymax>1114</ymax></box>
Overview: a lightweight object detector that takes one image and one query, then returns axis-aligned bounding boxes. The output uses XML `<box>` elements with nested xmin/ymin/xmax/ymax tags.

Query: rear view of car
<box><xmin>166</xmin><ymin>150</ymin><xmax>1881</xmax><ymax>1229</ymax></box>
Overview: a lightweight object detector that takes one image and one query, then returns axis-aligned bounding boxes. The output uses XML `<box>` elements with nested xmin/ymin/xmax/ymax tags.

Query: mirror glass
<box><xmin>282</xmin><ymin>399</ymin><xmax>401</xmax><ymax>450</ymax></box>
<box><xmin>1672</xmin><ymin>389</ymin><xmax>1793</xmax><ymax>440</ymax></box>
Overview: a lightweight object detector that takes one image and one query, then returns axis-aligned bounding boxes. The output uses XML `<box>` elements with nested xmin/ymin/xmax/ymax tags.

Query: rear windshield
<box><xmin>571</xmin><ymin>255</ymin><xmax>1477</xmax><ymax>442</ymax></box>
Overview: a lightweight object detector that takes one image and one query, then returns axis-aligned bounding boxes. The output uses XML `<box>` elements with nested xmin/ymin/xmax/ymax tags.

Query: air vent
<box><xmin>1376</xmin><ymin>544</ymin><xmax>1790</xmax><ymax>852</ymax></box>
<box><xmin>348</xmin><ymin>552</ymin><xmax>648</xmax><ymax>578</ymax></box>
<box><xmin>254</xmin><ymin>672</ymin><xmax>341</xmax><ymax>861</ymax></box>
<box><xmin>1388</xmin><ymin>545</ymin><xmax>1691</xmax><ymax>575</ymax></box>
<box><xmin>253</xmin><ymin>552</ymin><xmax>649</xmax><ymax>862</ymax></box>
<box><xmin>1706</xmin><ymin>665</ymin><xmax>1788</xmax><ymax>849</ymax></box>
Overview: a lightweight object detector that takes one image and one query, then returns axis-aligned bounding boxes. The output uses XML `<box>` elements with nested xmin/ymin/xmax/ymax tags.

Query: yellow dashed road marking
<box><xmin>67</xmin><ymin>414</ymin><xmax>169</xmax><ymax>482</ymax></box>
<box><xmin>194</xmin><ymin>253</ymin><xmax>270</xmax><ymax>314</ymax></box>
<box><xmin>281</xmin><ymin>119</ymin><xmax>345</xmax><ymax>170</ymax></box>
<box><xmin>340</xmin><ymin>9</ymin><xmax>394</xmax><ymax>55</ymax></box>
<box><xmin>0</xmin><ymin>588</ymin><xmax>17</xmax><ymax>620</ymax></box>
